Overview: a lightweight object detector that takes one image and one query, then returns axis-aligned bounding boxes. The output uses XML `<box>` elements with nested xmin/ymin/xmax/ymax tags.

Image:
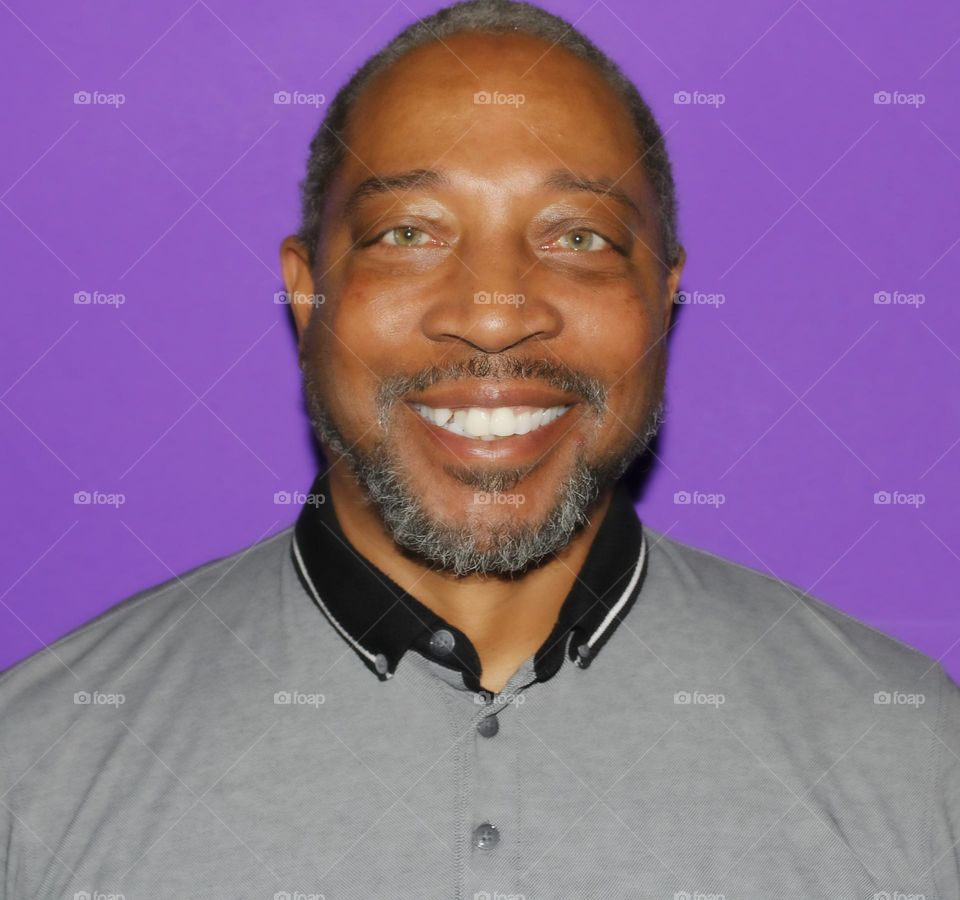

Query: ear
<box><xmin>662</xmin><ymin>244</ymin><xmax>686</xmax><ymax>329</ymax></box>
<box><xmin>279</xmin><ymin>236</ymin><xmax>319</xmax><ymax>337</ymax></box>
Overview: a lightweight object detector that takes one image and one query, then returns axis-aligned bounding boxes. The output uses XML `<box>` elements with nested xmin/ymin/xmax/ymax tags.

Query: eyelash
<box><xmin>364</xmin><ymin>225</ymin><xmax>626</xmax><ymax>255</ymax></box>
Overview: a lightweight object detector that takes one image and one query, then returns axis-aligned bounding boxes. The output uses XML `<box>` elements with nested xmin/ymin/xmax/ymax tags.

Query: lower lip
<box><xmin>405</xmin><ymin>402</ymin><xmax>582</xmax><ymax>462</ymax></box>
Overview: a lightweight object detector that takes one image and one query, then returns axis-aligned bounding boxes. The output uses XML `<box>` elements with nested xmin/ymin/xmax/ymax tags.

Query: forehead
<box><xmin>335</xmin><ymin>31</ymin><xmax>649</xmax><ymax>201</ymax></box>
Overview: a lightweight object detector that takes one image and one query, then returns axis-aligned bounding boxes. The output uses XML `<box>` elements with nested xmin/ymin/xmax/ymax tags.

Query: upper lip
<box><xmin>404</xmin><ymin>383</ymin><xmax>579</xmax><ymax>410</ymax></box>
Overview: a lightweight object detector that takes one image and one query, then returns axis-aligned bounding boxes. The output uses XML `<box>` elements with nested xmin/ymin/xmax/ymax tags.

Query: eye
<box><xmin>378</xmin><ymin>225</ymin><xmax>434</xmax><ymax>247</ymax></box>
<box><xmin>554</xmin><ymin>228</ymin><xmax>612</xmax><ymax>252</ymax></box>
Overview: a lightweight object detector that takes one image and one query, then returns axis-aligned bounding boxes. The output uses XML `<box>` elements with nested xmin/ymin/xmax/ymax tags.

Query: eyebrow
<box><xmin>341</xmin><ymin>166</ymin><xmax>645</xmax><ymax>223</ymax></box>
<box><xmin>343</xmin><ymin>169</ymin><xmax>451</xmax><ymax>219</ymax></box>
<box><xmin>543</xmin><ymin>169</ymin><xmax>646</xmax><ymax>224</ymax></box>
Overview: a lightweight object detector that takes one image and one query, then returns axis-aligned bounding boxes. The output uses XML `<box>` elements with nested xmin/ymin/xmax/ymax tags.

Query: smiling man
<box><xmin>2</xmin><ymin>1</ymin><xmax>959</xmax><ymax>898</ymax></box>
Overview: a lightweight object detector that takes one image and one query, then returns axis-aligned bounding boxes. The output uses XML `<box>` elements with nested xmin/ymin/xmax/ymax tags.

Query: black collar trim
<box><xmin>290</xmin><ymin>468</ymin><xmax>648</xmax><ymax>692</ymax></box>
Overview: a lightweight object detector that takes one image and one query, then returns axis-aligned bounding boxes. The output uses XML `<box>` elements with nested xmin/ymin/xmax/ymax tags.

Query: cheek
<box><xmin>308</xmin><ymin>281</ymin><xmax>424</xmax><ymax>424</ymax></box>
<box><xmin>565</xmin><ymin>289</ymin><xmax>661</xmax><ymax>381</ymax></box>
<box><xmin>562</xmin><ymin>291</ymin><xmax>665</xmax><ymax>434</ymax></box>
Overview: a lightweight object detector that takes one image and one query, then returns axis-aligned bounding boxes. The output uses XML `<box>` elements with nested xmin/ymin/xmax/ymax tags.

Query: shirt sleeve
<box><xmin>930</xmin><ymin>662</ymin><xmax>960</xmax><ymax>896</ymax></box>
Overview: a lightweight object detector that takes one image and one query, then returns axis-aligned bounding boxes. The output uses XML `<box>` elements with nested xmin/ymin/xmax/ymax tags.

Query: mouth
<box><xmin>409</xmin><ymin>402</ymin><xmax>573</xmax><ymax>441</ymax></box>
<box><xmin>400</xmin><ymin>383</ymin><xmax>586</xmax><ymax>462</ymax></box>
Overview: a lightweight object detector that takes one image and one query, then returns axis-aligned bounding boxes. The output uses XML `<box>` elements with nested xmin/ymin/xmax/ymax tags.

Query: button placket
<box><xmin>463</xmin><ymin>683</ymin><xmax>526</xmax><ymax>899</ymax></box>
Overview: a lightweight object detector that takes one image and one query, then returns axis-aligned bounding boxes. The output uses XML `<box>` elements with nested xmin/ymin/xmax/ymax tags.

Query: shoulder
<box><xmin>641</xmin><ymin>523</ymin><xmax>944</xmax><ymax>687</ymax></box>
<box><xmin>0</xmin><ymin>526</ymin><xmax>294</xmax><ymax>725</ymax></box>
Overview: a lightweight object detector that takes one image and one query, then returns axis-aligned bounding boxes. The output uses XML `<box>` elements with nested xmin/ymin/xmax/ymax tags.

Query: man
<box><xmin>2</xmin><ymin>0</ymin><xmax>957</xmax><ymax>897</ymax></box>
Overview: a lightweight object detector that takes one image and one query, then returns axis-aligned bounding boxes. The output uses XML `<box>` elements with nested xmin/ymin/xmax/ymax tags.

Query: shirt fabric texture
<box><xmin>1</xmin><ymin>471</ymin><xmax>958</xmax><ymax>899</ymax></box>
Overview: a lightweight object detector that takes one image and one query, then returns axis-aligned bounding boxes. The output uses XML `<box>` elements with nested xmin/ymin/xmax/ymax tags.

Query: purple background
<box><xmin>1</xmin><ymin>1</ymin><xmax>958</xmax><ymax>678</ymax></box>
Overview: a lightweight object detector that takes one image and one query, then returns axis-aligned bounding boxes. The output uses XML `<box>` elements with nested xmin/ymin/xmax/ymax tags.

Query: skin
<box><xmin>280</xmin><ymin>32</ymin><xmax>685</xmax><ymax>693</ymax></box>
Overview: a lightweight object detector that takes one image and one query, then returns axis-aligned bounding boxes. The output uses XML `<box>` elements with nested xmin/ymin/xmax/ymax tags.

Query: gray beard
<box><xmin>302</xmin><ymin>355</ymin><xmax>664</xmax><ymax>578</ymax></box>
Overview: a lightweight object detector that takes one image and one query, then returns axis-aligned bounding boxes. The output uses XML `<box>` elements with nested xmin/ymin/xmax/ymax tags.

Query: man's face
<box><xmin>286</xmin><ymin>32</ymin><xmax>684</xmax><ymax>577</ymax></box>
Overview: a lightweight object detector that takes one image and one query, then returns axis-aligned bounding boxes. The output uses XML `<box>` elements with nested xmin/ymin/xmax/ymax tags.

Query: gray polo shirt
<box><xmin>2</xmin><ymin>475</ymin><xmax>958</xmax><ymax>899</ymax></box>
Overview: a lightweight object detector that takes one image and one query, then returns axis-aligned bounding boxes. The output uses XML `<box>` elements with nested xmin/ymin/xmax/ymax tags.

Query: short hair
<box><xmin>295</xmin><ymin>0</ymin><xmax>681</xmax><ymax>273</ymax></box>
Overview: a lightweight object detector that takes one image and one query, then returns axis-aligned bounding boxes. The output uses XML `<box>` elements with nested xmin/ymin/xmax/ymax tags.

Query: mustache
<box><xmin>375</xmin><ymin>355</ymin><xmax>607</xmax><ymax>417</ymax></box>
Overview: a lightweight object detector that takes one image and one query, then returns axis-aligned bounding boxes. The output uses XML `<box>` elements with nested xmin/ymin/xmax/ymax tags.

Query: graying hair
<box><xmin>295</xmin><ymin>0</ymin><xmax>681</xmax><ymax>272</ymax></box>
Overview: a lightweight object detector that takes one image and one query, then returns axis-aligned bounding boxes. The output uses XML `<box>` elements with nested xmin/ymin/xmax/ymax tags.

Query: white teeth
<box><xmin>489</xmin><ymin>407</ymin><xmax>515</xmax><ymax>436</ymax></box>
<box><xmin>411</xmin><ymin>403</ymin><xmax>571</xmax><ymax>440</ymax></box>
<box><xmin>465</xmin><ymin>408</ymin><xmax>490</xmax><ymax>437</ymax></box>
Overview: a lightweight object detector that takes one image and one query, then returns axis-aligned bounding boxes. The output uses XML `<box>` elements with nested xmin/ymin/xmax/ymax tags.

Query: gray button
<box><xmin>477</xmin><ymin>715</ymin><xmax>499</xmax><ymax>738</ymax></box>
<box><xmin>472</xmin><ymin>822</ymin><xmax>500</xmax><ymax>850</ymax></box>
<box><xmin>374</xmin><ymin>653</ymin><xmax>389</xmax><ymax>674</ymax></box>
<box><xmin>428</xmin><ymin>628</ymin><xmax>456</xmax><ymax>657</ymax></box>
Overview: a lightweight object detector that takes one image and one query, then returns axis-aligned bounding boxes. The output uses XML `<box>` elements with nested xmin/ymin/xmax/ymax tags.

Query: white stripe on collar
<box><xmin>581</xmin><ymin>530</ymin><xmax>648</xmax><ymax>654</ymax></box>
<box><xmin>291</xmin><ymin>534</ymin><xmax>391</xmax><ymax>677</ymax></box>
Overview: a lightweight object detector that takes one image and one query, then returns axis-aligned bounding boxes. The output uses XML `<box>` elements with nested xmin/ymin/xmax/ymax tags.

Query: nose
<box><xmin>418</xmin><ymin>239</ymin><xmax>563</xmax><ymax>354</ymax></box>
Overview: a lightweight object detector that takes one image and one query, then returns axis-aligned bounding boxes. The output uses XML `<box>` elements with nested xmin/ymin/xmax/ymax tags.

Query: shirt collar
<box><xmin>290</xmin><ymin>468</ymin><xmax>648</xmax><ymax>693</ymax></box>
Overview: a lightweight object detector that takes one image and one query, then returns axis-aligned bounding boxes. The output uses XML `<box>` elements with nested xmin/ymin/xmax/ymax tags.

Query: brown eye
<box><xmin>555</xmin><ymin>229</ymin><xmax>611</xmax><ymax>252</ymax></box>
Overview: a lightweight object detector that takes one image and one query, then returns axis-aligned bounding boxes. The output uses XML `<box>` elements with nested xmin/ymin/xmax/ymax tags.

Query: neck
<box><xmin>326</xmin><ymin>466</ymin><xmax>613</xmax><ymax>693</ymax></box>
